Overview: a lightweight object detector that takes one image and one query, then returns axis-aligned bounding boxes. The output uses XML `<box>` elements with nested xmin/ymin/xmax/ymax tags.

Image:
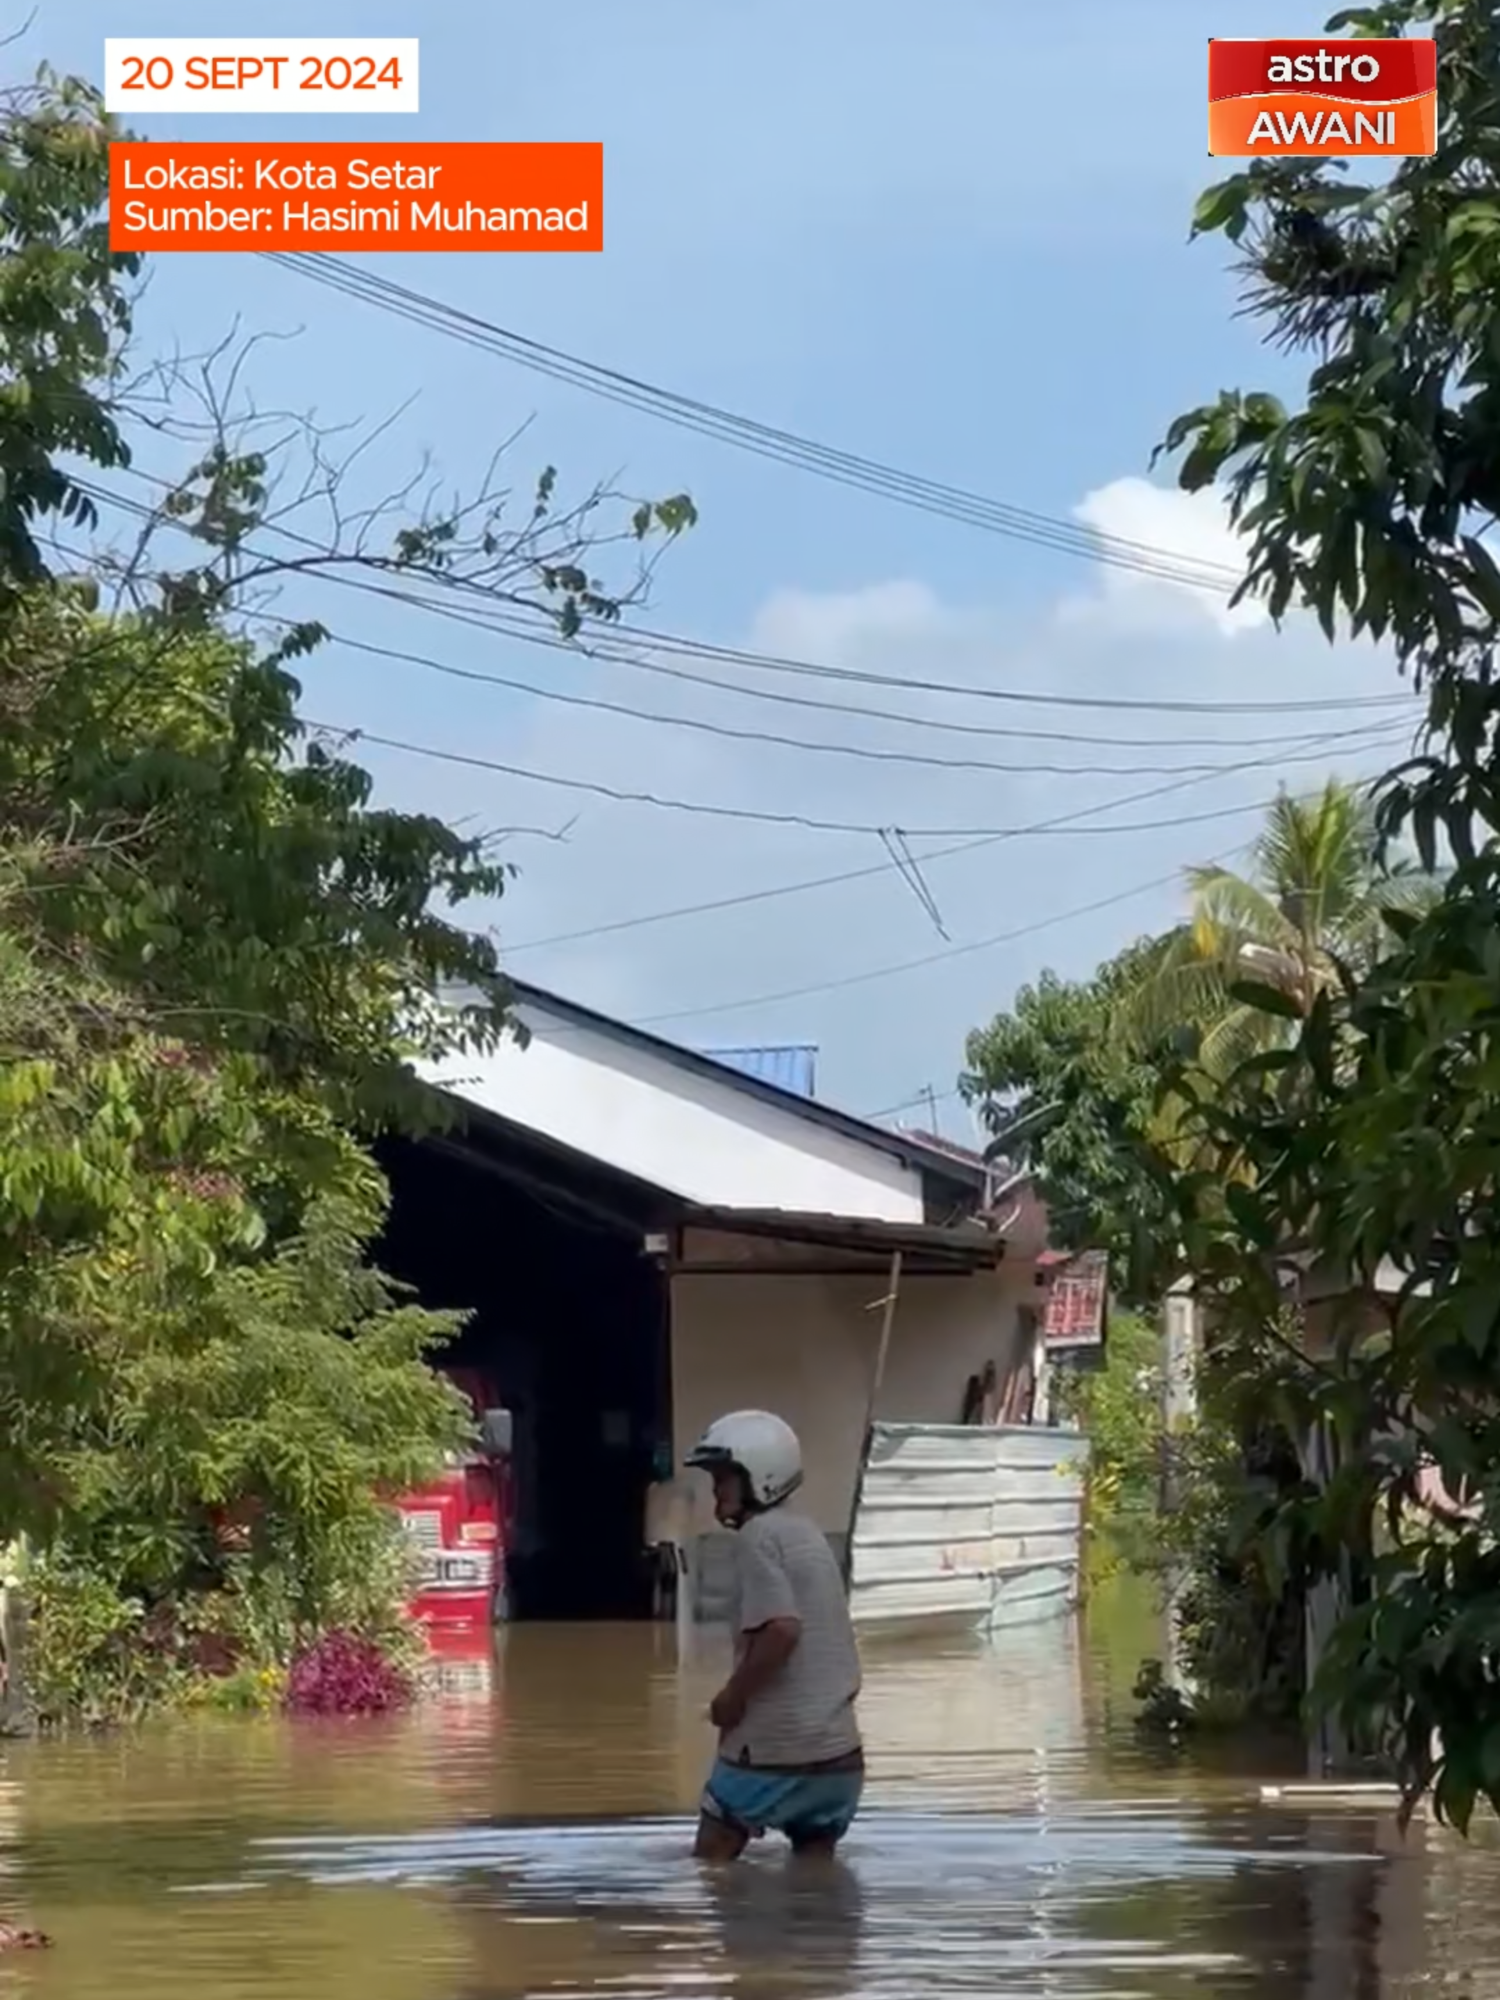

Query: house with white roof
<box><xmin>374</xmin><ymin>979</ymin><xmax>1060</xmax><ymax>1623</ymax></box>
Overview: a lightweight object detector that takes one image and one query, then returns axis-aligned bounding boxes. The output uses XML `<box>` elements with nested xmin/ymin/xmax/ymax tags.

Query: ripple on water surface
<box><xmin>2</xmin><ymin>1603</ymin><xmax>1497</xmax><ymax>1997</ymax></box>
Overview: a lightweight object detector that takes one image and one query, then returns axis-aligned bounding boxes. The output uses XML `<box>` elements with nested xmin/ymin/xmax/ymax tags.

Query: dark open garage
<box><xmin>374</xmin><ymin>1108</ymin><xmax>675</xmax><ymax>1623</ymax></box>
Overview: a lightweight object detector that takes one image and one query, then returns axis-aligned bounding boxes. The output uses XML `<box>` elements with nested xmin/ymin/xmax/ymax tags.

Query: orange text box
<box><xmin>1208</xmin><ymin>90</ymin><xmax>1436</xmax><ymax>157</ymax></box>
<box><xmin>109</xmin><ymin>141</ymin><xmax>602</xmax><ymax>252</ymax></box>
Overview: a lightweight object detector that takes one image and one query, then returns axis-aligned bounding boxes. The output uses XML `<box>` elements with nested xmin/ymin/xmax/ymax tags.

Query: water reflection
<box><xmin>446</xmin><ymin>1845</ymin><xmax>867</xmax><ymax>1999</ymax></box>
<box><xmin>246</xmin><ymin>1805</ymin><xmax>1391</xmax><ymax>1995</ymax></box>
<box><xmin>1</xmin><ymin>1585</ymin><xmax>1496</xmax><ymax>1996</ymax></box>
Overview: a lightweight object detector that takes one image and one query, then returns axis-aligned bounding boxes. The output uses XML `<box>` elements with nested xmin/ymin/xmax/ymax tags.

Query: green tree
<box><xmin>1158</xmin><ymin>0</ymin><xmax>1500</xmax><ymax>1828</ymax></box>
<box><xmin>0</xmin><ymin>857</ymin><xmax>263</xmax><ymax>1548</ymax></box>
<box><xmin>1054</xmin><ymin>1310</ymin><xmax>1163</xmax><ymax>1569</ymax></box>
<box><xmin>1</xmin><ymin>588</ymin><xmax>510</xmax><ymax>1168</ymax></box>
<box><xmin>0</xmin><ymin>62</ymin><xmax>696</xmax><ymax>1720</ymax></box>
<box><xmin>1126</xmin><ymin>781</ymin><xmax>1438</xmax><ymax>1077</ymax></box>
<box><xmin>0</xmin><ymin>67</ymin><xmax>136</xmax><ymax>597</ymax></box>
<box><xmin>962</xmin><ymin>938</ymin><xmax>1181</xmax><ymax>1289</ymax></box>
<box><xmin>964</xmin><ymin>786</ymin><xmax>1434</xmax><ymax>1729</ymax></box>
<box><xmin>25</xmin><ymin>1196</ymin><xmax>473</xmax><ymax>1722</ymax></box>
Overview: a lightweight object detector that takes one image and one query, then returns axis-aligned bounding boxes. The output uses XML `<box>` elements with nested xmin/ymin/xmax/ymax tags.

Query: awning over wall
<box><xmin>675</xmin><ymin>1207</ymin><xmax>1003</xmax><ymax>1276</ymax></box>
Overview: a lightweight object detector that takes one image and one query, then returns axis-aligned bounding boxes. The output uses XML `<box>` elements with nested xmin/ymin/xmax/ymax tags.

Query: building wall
<box><xmin>419</xmin><ymin>997</ymin><xmax>929</xmax><ymax>1222</ymax></box>
<box><xmin>669</xmin><ymin>1261</ymin><xmax>1038</xmax><ymax>1536</ymax></box>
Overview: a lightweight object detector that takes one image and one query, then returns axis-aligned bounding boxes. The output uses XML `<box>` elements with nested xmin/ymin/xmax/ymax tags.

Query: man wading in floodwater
<box><xmin>685</xmin><ymin>1412</ymin><xmax>864</xmax><ymax>1862</ymax></box>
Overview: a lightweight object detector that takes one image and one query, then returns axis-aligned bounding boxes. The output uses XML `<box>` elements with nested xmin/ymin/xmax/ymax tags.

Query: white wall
<box><xmin>420</xmin><ymin>997</ymin><xmax>928</xmax><ymax>1222</ymax></box>
<box><xmin>670</xmin><ymin>1258</ymin><xmax>1038</xmax><ymax>1534</ymax></box>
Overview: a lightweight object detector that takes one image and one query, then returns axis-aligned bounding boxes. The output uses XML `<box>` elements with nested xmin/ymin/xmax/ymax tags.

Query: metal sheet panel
<box><xmin>849</xmin><ymin>1423</ymin><xmax>1088</xmax><ymax>1633</ymax></box>
<box><xmin>702</xmin><ymin>1044</ymin><xmax>818</xmax><ymax>1098</ymax></box>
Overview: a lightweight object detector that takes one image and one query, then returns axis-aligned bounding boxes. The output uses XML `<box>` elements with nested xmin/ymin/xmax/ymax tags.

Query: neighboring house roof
<box><xmin>500</xmin><ymin>978</ymin><xmax>987</xmax><ymax>1197</ymax></box>
<box><xmin>704</xmin><ymin>1044</ymin><xmax>818</xmax><ymax>1099</ymax></box>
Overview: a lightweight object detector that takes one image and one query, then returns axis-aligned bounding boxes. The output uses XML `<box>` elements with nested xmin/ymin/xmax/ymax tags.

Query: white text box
<box><xmin>103</xmin><ymin>39</ymin><xmax>419</xmax><ymax>115</ymax></box>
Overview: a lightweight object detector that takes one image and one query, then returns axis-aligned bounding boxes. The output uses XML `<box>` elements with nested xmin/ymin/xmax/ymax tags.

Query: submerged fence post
<box><xmin>1160</xmin><ymin>1284</ymin><xmax>1200</xmax><ymax>1696</ymax></box>
<box><xmin>1301</xmin><ymin>1418</ymin><xmax>1352</xmax><ymax>1777</ymax></box>
<box><xmin>0</xmin><ymin>1541</ymin><xmax>35</xmax><ymax>1738</ymax></box>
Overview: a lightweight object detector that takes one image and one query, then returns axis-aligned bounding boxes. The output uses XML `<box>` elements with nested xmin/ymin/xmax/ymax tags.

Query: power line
<box><xmin>304</xmin><ymin>605</ymin><xmax>1412</xmax><ymax>752</ymax></box>
<box><xmin>46</xmin><ymin>505</ymin><xmax>1412</xmax><ymax>1103</ymax></box>
<box><xmin>629</xmin><ymin>740</ymin><xmax>1416</xmax><ymax>1027</ymax></box>
<box><xmin>49</xmin><ymin>343</ymin><xmax>1427</xmax><ymax>1074</ymax></box>
<box><xmin>438</xmin><ymin>631</ymin><xmax>1411</xmax><ymax>750</ymax></box>
<box><xmin>633</xmin><ymin>847</ymin><xmax>1247</xmax><ymax>1028</ymax></box>
<box><xmin>264</xmin><ymin>251</ymin><xmax>1249</xmax><ymax>596</ymax></box>
<box><xmin>853</xmin><ymin>801</ymin><xmax>1311</xmax><ymax>1123</ymax></box>
<box><xmin>359</xmin><ymin>572</ymin><xmax>1415</xmax><ymax>720</ymax></box>
<box><xmin>503</xmin><ymin>723</ymin><xmax>1404</xmax><ymax>952</ymax></box>
<box><xmin>306</xmin><ymin>719</ymin><xmax>1398</xmax><ymax>842</ymax></box>
<box><xmin>52</xmin><ymin>489</ymin><xmax>1414</xmax><ymax>972</ymax></box>
<box><xmin>60</xmin><ymin>484</ymin><xmax>1414</xmax><ymax>830</ymax></box>
<box><xmin>514</xmin><ymin>609</ymin><xmax>1412</xmax><ymax>716</ymax></box>
<box><xmin>193</xmin><ymin>595</ymin><xmax>1411</xmax><ymax>784</ymax></box>
<box><xmin>633</xmin><ymin>785</ymin><xmax>1389</xmax><ymax>1026</ymax></box>
<box><xmin>306</xmin><ymin>727</ymin><xmax>1351</xmax><ymax>1013</ymax></box>
<box><xmin>92</xmin><ymin>463</ymin><xmax>1418</xmax><ymax>723</ymax></box>
<box><xmin>375</xmin><ymin>626</ymin><xmax>1412</xmax><ymax>750</ymax></box>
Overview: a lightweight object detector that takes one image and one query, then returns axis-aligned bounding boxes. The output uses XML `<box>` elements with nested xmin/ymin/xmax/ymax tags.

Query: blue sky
<box><xmin>20</xmin><ymin>1</ymin><xmax>1420</xmax><ymax>1130</ymax></box>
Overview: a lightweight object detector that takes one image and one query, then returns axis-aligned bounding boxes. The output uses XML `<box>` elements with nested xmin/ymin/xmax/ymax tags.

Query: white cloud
<box><xmin>307</xmin><ymin>479</ymin><xmax>1423</xmax><ymax>1130</ymax></box>
<box><xmin>750</xmin><ymin>580</ymin><xmax>975</xmax><ymax>658</ymax></box>
<box><xmin>1068</xmin><ymin>477</ymin><xmax>1269</xmax><ymax>639</ymax></box>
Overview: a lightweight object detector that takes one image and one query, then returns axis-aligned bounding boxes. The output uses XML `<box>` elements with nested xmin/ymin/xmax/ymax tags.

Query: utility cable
<box><xmin>263</xmin><ymin>251</ymin><xmax>1249</xmax><ymax>596</ymax></box>
<box><xmin>87</xmin><ymin>465</ymin><xmax>1419</xmax><ymax>724</ymax></box>
<box><xmin>299</xmin><ymin>717</ymin><xmax>1409</xmax><ymax>843</ymax></box>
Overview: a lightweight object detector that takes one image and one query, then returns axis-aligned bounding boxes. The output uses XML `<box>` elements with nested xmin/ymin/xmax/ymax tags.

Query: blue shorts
<box><xmin>701</xmin><ymin>1755</ymin><xmax>864</xmax><ymax>1844</ymax></box>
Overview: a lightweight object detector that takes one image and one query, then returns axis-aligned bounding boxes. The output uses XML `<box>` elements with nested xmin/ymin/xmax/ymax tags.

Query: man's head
<box><xmin>684</xmin><ymin>1410</ymin><xmax>803</xmax><ymax>1530</ymax></box>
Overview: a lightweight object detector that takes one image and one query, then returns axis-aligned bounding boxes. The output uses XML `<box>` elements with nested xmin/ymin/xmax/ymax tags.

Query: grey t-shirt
<box><xmin>719</xmin><ymin>1506</ymin><xmax>862</xmax><ymax>1769</ymax></box>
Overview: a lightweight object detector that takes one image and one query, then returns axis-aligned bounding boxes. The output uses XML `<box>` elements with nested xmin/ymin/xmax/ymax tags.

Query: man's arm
<box><xmin>710</xmin><ymin>1538</ymin><xmax>801</xmax><ymax>1731</ymax></box>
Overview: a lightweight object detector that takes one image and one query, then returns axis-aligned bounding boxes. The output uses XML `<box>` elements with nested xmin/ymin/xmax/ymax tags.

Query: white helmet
<box><xmin>684</xmin><ymin>1410</ymin><xmax>803</xmax><ymax>1511</ymax></box>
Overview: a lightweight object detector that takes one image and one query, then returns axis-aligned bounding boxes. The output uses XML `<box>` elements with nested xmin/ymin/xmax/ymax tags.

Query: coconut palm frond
<box><xmin>1372</xmin><ymin>871</ymin><xmax>1446</xmax><ymax>917</ymax></box>
<box><xmin>1186</xmin><ymin>867</ymin><xmax>1302</xmax><ymax>961</ymax></box>
<box><xmin>1255</xmin><ymin>782</ymin><xmax>1381</xmax><ymax>939</ymax></box>
<box><xmin>1120</xmin><ymin>778</ymin><xmax>1442</xmax><ymax>1090</ymax></box>
<box><xmin>1140</xmin><ymin>1082</ymin><xmax>1198</xmax><ymax>1163</ymax></box>
<box><xmin>1197</xmin><ymin>998</ymin><xmax>1294</xmax><ymax>1079</ymax></box>
<box><xmin>1259</xmin><ymin>780</ymin><xmax>1378</xmax><ymax>875</ymax></box>
<box><xmin>1107</xmin><ymin>931</ymin><xmax>1237</xmax><ymax>1051</ymax></box>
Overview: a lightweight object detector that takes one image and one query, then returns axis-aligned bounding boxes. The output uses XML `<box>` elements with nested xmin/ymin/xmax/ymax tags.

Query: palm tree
<box><xmin>1120</xmin><ymin>779</ymin><xmax>1441</xmax><ymax>1080</ymax></box>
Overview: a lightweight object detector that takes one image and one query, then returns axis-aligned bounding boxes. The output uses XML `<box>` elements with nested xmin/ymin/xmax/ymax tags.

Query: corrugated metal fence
<box><xmin>848</xmin><ymin>1423</ymin><xmax>1088</xmax><ymax>1632</ymax></box>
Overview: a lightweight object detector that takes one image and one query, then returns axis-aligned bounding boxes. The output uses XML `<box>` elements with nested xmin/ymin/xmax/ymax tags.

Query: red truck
<box><xmin>395</xmin><ymin>1371</ymin><xmax>513</xmax><ymax>1640</ymax></box>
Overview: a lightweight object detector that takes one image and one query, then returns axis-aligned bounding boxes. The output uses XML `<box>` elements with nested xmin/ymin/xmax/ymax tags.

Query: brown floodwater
<box><xmin>1</xmin><ymin>1581</ymin><xmax>1496</xmax><ymax>1997</ymax></box>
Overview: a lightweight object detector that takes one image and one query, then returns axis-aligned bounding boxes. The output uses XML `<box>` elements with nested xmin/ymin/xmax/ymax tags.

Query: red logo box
<box><xmin>1208</xmin><ymin>38</ymin><xmax>1437</xmax><ymax>157</ymax></box>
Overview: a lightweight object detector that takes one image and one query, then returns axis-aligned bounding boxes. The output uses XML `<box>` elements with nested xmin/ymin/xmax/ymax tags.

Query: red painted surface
<box><xmin>423</xmin><ymin>1618</ymin><xmax>499</xmax><ymax>1704</ymax></box>
<box><xmin>395</xmin><ymin>1372</ymin><xmax>512</xmax><ymax>1636</ymax></box>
